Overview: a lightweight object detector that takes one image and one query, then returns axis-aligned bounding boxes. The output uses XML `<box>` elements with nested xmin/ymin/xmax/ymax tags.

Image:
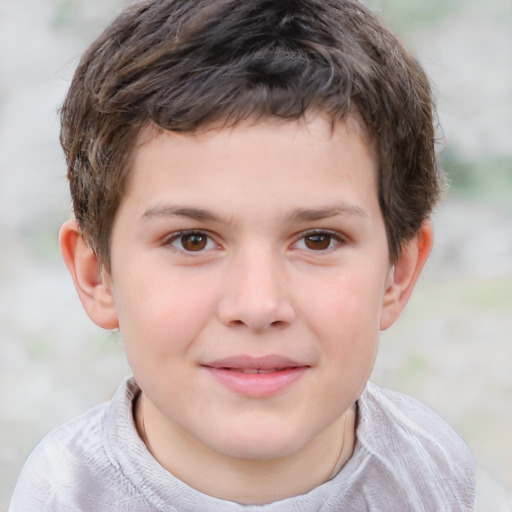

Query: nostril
<box><xmin>228</xmin><ymin>319</ymin><xmax>286</xmax><ymax>330</ymax></box>
<box><xmin>218</xmin><ymin>294</ymin><xmax>296</xmax><ymax>331</ymax></box>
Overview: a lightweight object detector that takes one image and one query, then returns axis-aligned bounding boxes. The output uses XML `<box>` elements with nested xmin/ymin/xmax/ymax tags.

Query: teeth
<box><xmin>240</xmin><ymin>368</ymin><xmax>278</xmax><ymax>374</ymax></box>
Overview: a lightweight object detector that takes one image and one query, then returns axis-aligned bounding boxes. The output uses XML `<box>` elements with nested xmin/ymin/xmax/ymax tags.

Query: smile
<box><xmin>235</xmin><ymin>368</ymin><xmax>292</xmax><ymax>374</ymax></box>
<box><xmin>201</xmin><ymin>355</ymin><xmax>309</xmax><ymax>397</ymax></box>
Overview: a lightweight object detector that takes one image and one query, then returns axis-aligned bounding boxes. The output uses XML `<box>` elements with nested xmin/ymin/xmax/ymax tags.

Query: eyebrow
<box><xmin>141</xmin><ymin>203</ymin><xmax>369</xmax><ymax>224</ymax></box>
<box><xmin>288</xmin><ymin>204</ymin><xmax>369</xmax><ymax>222</ymax></box>
<box><xmin>142</xmin><ymin>205</ymin><xmax>225</xmax><ymax>223</ymax></box>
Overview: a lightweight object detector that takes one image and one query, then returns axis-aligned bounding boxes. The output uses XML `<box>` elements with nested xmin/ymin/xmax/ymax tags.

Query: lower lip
<box><xmin>203</xmin><ymin>366</ymin><xmax>308</xmax><ymax>397</ymax></box>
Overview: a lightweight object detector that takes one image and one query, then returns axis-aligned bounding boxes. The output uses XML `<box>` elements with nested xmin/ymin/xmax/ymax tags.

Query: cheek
<box><xmin>299</xmin><ymin>273</ymin><xmax>383</xmax><ymax>377</ymax></box>
<box><xmin>114</xmin><ymin>275</ymin><xmax>219</xmax><ymax>361</ymax></box>
<box><xmin>301</xmin><ymin>272</ymin><xmax>384</xmax><ymax>338</ymax></box>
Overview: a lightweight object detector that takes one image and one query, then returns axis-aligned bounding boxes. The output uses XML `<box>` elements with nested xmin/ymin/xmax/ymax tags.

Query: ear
<box><xmin>380</xmin><ymin>220</ymin><xmax>434</xmax><ymax>331</ymax></box>
<box><xmin>59</xmin><ymin>219</ymin><xmax>119</xmax><ymax>330</ymax></box>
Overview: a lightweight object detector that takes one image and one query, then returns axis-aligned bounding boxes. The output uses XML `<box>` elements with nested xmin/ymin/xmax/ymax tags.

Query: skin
<box><xmin>60</xmin><ymin>114</ymin><xmax>432</xmax><ymax>504</ymax></box>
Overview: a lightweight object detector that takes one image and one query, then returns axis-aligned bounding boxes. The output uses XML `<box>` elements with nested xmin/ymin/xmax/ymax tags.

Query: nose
<box><xmin>217</xmin><ymin>247</ymin><xmax>296</xmax><ymax>332</ymax></box>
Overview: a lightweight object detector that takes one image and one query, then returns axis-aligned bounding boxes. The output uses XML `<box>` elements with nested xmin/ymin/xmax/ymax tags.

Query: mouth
<box><xmin>202</xmin><ymin>354</ymin><xmax>308</xmax><ymax>372</ymax></box>
<box><xmin>229</xmin><ymin>367</ymin><xmax>295</xmax><ymax>374</ymax></box>
<box><xmin>201</xmin><ymin>355</ymin><xmax>310</xmax><ymax>397</ymax></box>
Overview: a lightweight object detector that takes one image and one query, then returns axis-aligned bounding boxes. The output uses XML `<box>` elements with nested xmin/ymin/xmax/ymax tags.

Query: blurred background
<box><xmin>0</xmin><ymin>0</ymin><xmax>510</xmax><ymax>510</ymax></box>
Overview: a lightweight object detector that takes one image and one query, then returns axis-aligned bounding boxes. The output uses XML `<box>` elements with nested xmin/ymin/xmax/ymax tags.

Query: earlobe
<box><xmin>380</xmin><ymin>221</ymin><xmax>434</xmax><ymax>331</ymax></box>
<box><xmin>59</xmin><ymin>219</ymin><xmax>119</xmax><ymax>330</ymax></box>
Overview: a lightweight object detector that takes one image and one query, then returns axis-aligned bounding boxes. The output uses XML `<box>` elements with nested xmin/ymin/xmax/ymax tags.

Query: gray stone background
<box><xmin>0</xmin><ymin>1</ymin><xmax>511</xmax><ymax>510</ymax></box>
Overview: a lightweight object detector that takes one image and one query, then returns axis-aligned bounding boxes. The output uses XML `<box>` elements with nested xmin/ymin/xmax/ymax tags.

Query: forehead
<box><xmin>136</xmin><ymin>110</ymin><xmax>373</xmax><ymax>162</ymax></box>
<box><xmin>123</xmin><ymin>114</ymin><xmax>379</xmax><ymax>220</ymax></box>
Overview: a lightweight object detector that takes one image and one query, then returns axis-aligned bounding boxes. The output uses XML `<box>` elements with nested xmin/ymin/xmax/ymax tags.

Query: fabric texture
<box><xmin>9</xmin><ymin>378</ymin><xmax>476</xmax><ymax>511</ymax></box>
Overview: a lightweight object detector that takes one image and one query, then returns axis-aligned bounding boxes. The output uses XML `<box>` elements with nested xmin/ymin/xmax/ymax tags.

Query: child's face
<box><xmin>101</xmin><ymin>115</ymin><xmax>400</xmax><ymax>461</ymax></box>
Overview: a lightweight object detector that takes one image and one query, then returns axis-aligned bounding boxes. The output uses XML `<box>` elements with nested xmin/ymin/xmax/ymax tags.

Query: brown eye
<box><xmin>168</xmin><ymin>231</ymin><xmax>217</xmax><ymax>253</ymax></box>
<box><xmin>304</xmin><ymin>234</ymin><xmax>332</xmax><ymax>250</ymax></box>
<box><xmin>180</xmin><ymin>233</ymin><xmax>208</xmax><ymax>251</ymax></box>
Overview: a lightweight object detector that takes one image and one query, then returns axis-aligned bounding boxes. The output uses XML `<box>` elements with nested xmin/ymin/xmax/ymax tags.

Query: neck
<box><xmin>135</xmin><ymin>394</ymin><xmax>356</xmax><ymax>504</ymax></box>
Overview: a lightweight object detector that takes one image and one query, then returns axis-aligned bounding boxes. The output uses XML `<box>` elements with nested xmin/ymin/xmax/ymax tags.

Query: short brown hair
<box><xmin>60</xmin><ymin>0</ymin><xmax>441</xmax><ymax>270</ymax></box>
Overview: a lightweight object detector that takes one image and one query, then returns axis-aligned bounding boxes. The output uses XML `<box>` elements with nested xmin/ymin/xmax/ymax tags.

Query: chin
<box><xmin>214</xmin><ymin>426</ymin><xmax>306</xmax><ymax>461</ymax></box>
<box><xmin>223</xmin><ymin>443</ymin><xmax>299</xmax><ymax>461</ymax></box>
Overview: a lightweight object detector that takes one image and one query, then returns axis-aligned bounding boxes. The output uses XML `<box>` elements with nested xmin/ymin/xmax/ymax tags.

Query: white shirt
<box><xmin>9</xmin><ymin>378</ymin><xmax>476</xmax><ymax>511</ymax></box>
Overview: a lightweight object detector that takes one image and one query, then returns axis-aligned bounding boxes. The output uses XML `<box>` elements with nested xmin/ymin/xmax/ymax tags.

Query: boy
<box><xmin>9</xmin><ymin>0</ymin><xmax>476</xmax><ymax>510</ymax></box>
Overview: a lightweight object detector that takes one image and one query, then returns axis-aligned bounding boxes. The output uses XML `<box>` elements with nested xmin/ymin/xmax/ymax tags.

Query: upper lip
<box><xmin>201</xmin><ymin>355</ymin><xmax>309</xmax><ymax>371</ymax></box>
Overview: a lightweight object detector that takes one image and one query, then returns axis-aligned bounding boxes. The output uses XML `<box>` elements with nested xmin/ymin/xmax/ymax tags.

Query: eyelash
<box><xmin>164</xmin><ymin>229</ymin><xmax>345</xmax><ymax>253</ymax></box>
<box><xmin>294</xmin><ymin>229</ymin><xmax>345</xmax><ymax>252</ymax></box>
<box><xmin>165</xmin><ymin>230</ymin><xmax>218</xmax><ymax>253</ymax></box>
